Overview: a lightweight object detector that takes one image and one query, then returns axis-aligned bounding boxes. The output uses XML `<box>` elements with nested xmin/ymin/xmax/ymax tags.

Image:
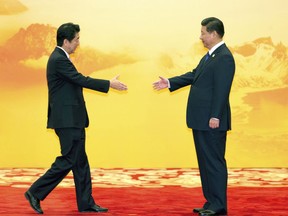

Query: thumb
<box><xmin>114</xmin><ymin>74</ymin><xmax>120</xmax><ymax>80</ymax></box>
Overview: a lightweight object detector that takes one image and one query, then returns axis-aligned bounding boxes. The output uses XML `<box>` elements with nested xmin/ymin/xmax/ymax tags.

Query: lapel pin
<box><xmin>212</xmin><ymin>54</ymin><xmax>215</xmax><ymax>58</ymax></box>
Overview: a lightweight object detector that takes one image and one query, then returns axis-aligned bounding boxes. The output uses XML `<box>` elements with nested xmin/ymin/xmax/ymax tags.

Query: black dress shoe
<box><xmin>80</xmin><ymin>204</ymin><xmax>108</xmax><ymax>212</ymax></box>
<box><xmin>24</xmin><ymin>190</ymin><xmax>43</xmax><ymax>214</ymax></box>
<box><xmin>199</xmin><ymin>209</ymin><xmax>227</xmax><ymax>216</ymax></box>
<box><xmin>193</xmin><ymin>208</ymin><xmax>205</xmax><ymax>213</ymax></box>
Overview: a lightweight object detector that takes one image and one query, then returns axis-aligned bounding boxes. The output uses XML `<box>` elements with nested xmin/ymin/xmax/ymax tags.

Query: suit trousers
<box><xmin>192</xmin><ymin>129</ymin><xmax>228</xmax><ymax>213</ymax></box>
<box><xmin>29</xmin><ymin>128</ymin><xmax>95</xmax><ymax>211</ymax></box>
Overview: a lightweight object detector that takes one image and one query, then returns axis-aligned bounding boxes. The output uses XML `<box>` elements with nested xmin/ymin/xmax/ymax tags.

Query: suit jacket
<box><xmin>169</xmin><ymin>44</ymin><xmax>235</xmax><ymax>131</ymax></box>
<box><xmin>46</xmin><ymin>47</ymin><xmax>110</xmax><ymax>129</ymax></box>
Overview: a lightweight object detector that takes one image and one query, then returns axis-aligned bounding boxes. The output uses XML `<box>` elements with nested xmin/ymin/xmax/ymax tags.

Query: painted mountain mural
<box><xmin>0</xmin><ymin>0</ymin><xmax>27</xmax><ymax>15</ymax></box>
<box><xmin>0</xmin><ymin>24</ymin><xmax>137</xmax><ymax>87</ymax></box>
<box><xmin>1</xmin><ymin>24</ymin><xmax>287</xmax><ymax>91</ymax></box>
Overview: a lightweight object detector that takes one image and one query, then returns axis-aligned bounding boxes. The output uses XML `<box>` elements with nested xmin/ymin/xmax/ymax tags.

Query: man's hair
<box><xmin>56</xmin><ymin>23</ymin><xmax>80</xmax><ymax>46</ymax></box>
<box><xmin>201</xmin><ymin>17</ymin><xmax>224</xmax><ymax>38</ymax></box>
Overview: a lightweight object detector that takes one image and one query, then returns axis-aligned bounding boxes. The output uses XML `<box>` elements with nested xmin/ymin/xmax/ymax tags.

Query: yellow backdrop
<box><xmin>0</xmin><ymin>0</ymin><xmax>287</xmax><ymax>168</ymax></box>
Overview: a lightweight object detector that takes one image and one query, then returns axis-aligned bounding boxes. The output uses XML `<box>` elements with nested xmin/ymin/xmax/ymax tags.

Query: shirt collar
<box><xmin>57</xmin><ymin>46</ymin><xmax>70</xmax><ymax>59</ymax></box>
<box><xmin>208</xmin><ymin>41</ymin><xmax>225</xmax><ymax>55</ymax></box>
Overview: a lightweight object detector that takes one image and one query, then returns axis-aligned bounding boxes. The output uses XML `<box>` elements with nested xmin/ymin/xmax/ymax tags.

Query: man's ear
<box><xmin>212</xmin><ymin>30</ymin><xmax>220</xmax><ymax>39</ymax></box>
<box><xmin>63</xmin><ymin>39</ymin><xmax>69</xmax><ymax>47</ymax></box>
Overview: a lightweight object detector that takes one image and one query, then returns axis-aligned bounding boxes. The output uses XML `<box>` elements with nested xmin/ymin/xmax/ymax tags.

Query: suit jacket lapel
<box><xmin>193</xmin><ymin>55</ymin><xmax>209</xmax><ymax>81</ymax></box>
<box><xmin>193</xmin><ymin>44</ymin><xmax>226</xmax><ymax>82</ymax></box>
<box><xmin>193</xmin><ymin>55</ymin><xmax>206</xmax><ymax>80</ymax></box>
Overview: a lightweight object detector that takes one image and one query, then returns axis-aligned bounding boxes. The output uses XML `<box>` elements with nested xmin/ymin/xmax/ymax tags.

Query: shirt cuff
<box><xmin>167</xmin><ymin>79</ymin><xmax>171</xmax><ymax>88</ymax></box>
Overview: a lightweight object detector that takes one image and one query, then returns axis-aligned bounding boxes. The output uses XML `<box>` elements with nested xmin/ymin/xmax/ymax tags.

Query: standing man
<box><xmin>24</xmin><ymin>22</ymin><xmax>127</xmax><ymax>214</ymax></box>
<box><xmin>153</xmin><ymin>17</ymin><xmax>235</xmax><ymax>216</ymax></box>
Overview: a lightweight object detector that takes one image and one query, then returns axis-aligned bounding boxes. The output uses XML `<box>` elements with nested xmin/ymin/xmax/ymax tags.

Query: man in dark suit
<box><xmin>153</xmin><ymin>17</ymin><xmax>235</xmax><ymax>216</ymax></box>
<box><xmin>24</xmin><ymin>23</ymin><xmax>127</xmax><ymax>214</ymax></box>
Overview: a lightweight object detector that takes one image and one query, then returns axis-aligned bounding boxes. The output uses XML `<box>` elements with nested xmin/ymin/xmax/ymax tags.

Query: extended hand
<box><xmin>152</xmin><ymin>76</ymin><xmax>169</xmax><ymax>90</ymax></box>
<box><xmin>110</xmin><ymin>75</ymin><xmax>128</xmax><ymax>91</ymax></box>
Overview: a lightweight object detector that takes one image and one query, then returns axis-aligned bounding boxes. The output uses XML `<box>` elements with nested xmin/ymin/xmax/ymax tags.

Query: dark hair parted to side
<box><xmin>56</xmin><ymin>23</ymin><xmax>80</xmax><ymax>46</ymax></box>
<box><xmin>201</xmin><ymin>17</ymin><xmax>224</xmax><ymax>38</ymax></box>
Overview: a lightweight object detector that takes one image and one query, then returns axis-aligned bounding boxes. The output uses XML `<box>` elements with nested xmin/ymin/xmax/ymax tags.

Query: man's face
<box><xmin>64</xmin><ymin>32</ymin><xmax>80</xmax><ymax>54</ymax></box>
<box><xmin>199</xmin><ymin>26</ymin><xmax>214</xmax><ymax>49</ymax></box>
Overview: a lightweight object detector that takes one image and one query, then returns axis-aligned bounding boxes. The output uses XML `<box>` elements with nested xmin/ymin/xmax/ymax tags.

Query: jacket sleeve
<box><xmin>55</xmin><ymin>56</ymin><xmax>110</xmax><ymax>93</ymax></box>
<box><xmin>168</xmin><ymin>70</ymin><xmax>196</xmax><ymax>92</ymax></box>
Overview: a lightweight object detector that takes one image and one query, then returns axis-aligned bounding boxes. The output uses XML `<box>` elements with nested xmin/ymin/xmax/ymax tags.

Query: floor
<box><xmin>0</xmin><ymin>168</ymin><xmax>287</xmax><ymax>215</ymax></box>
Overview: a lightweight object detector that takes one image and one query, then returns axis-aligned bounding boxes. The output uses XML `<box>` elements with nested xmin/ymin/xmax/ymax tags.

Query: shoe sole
<box><xmin>193</xmin><ymin>208</ymin><xmax>205</xmax><ymax>213</ymax></box>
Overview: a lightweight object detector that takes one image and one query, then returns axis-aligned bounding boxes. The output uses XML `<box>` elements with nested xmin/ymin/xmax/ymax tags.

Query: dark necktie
<box><xmin>204</xmin><ymin>52</ymin><xmax>210</xmax><ymax>62</ymax></box>
<box><xmin>194</xmin><ymin>52</ymin><xmax>210</xmax><ymax>79</ymax></box>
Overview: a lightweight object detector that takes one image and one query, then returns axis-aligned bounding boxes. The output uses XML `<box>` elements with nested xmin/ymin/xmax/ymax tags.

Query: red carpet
<box><xmin>1</xmin><ymin>186</ymin><xmax>288</xmax><ymax>215</ymax></box>
<box><xmin>0</xmin><ymin>168</ymin><xmax>287</xmax><ymax>215</ymax></box>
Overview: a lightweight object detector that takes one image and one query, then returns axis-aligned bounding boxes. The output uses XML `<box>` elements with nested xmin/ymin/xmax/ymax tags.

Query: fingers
<box><xmin>110</xmin><ymin>75</ymin><xmax>168</xmax><ymax>91</ymax></box>
<box><xmin>152</xmin><ymin>76</ymin><xmax>168</xmax><ymax>90</ymax></box>
<box><xmin>110</xmin><ymin>75</ymin><xmax>128</xmax><ymax>91</ymax></box>
<box><xmin>113</xmin><ymin>81</ymin><xmax>128</xmax><ymax>91</ymax></box>
<box><xmin>110</xmin><ymin>80</ymin><xmax>127</xmax><ymax>91</ymax></box>
<box><xmin>209</xmin><ymin>118</ymin><xmax>220</xmax><ymax>129</ymax></box>
<box><xmin>117</xmin><ymin>82</ymin><xmax>128</xmax><ymax>90</ymax></box>
<box><xmin>153</xmin><ymin>81</ymin><xmax>162</xmax><ymax>90</ymax></box>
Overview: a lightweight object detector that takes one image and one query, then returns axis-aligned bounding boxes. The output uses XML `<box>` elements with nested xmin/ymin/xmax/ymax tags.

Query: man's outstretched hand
<box><xmin>152</xmin><ymin>76</ymin><xmax>169</xmax><ymax>90</ymax></box>
<box><xmin>110</xmin><ymin>75</ymin><xmax>128</xmax><ymax>91</ymax></box>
